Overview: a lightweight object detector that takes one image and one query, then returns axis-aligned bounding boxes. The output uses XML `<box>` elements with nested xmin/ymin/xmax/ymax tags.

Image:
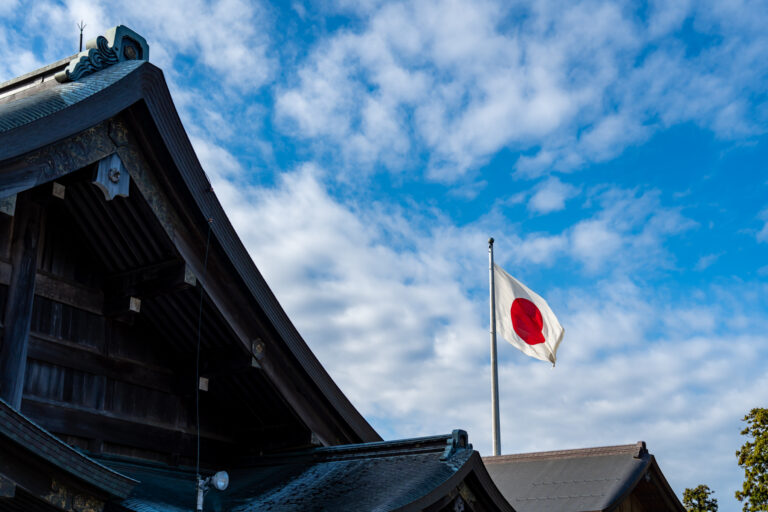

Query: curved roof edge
<box><xmin>397</xmin><ymin>451</ymin><xmax>516</xmax><ymax>512</ymax></box>
<box><xmin>0</xmin><ymin>60</ymin><xmax>380</xmax><ymax>445</ymax></box>
<box><xmin>0</xmin><ymin>397</ymin><xmax>137</xmax><ymax>498</ymax></box>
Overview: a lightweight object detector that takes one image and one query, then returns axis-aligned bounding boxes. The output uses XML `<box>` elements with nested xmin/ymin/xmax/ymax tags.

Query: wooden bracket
<box><xmin>93</xmin><ymin>153</ymin><xmax>129</xmax><ymax>200</ymax></box>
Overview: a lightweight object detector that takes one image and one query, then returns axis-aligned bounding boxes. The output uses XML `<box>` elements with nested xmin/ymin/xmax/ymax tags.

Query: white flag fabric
<box><xmin>493</xmin><ymin>263</ymin><xmax>564</xmax><ymax>365</ymax></box>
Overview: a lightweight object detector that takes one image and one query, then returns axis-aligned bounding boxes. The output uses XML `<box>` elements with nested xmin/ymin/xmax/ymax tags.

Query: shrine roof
<box><xmin>483</xmin><ymin>442</ymin><xmax>684</xmax><ymax>512</ymax></box>
<box><xmin>0</xmin><ymin>26</ymin><xmax>380</xmax><ymax>448</ymax></box>
<box><xmin>97</xmin><ymin>431</ymin><xmax>514</xmax><ymax>512</ymax></box>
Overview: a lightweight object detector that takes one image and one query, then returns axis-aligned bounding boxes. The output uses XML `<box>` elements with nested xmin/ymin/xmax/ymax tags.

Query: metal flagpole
<box><xmin>488</xmin><ymin>237</ymin><xmax>501</xmax><ymax>456</ymax></box>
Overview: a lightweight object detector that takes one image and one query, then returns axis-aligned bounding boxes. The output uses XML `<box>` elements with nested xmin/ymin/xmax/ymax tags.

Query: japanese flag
<box><xmin>493</xmin><ymin>264</ymin><xmax>564</xmax><ymax>365</ymax></box>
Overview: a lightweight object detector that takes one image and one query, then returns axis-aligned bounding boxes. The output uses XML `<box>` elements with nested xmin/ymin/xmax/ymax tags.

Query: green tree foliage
<box><xmin>683</xmin><ymin>484</ymin><xmax>718</xmax><ymax>512</ymax></box>
<box><xmin>736</xmin><ymin>408</ymin><xmax>768</xmax><ymax>511</ymax></box>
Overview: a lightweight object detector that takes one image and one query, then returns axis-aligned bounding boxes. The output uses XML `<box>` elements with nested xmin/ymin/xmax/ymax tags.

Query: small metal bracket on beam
<box><xmin>251</xmin><ymin>339</ymin><xmax>265</xmax><ymax>368</ymax></box>
<box><xmin>51</xmin><ymin>182</ymin><xmax>66</xmax><ymax>200</ymax></box>
<box><xmin>93</xmin><ymin>153</ymin><xmax>130</xmax><ymax>200</ymax></box>
<box><xmin>104</xmin><ymin>295</ymin><xmax>141</xmax><ymax>320</ymax></box>
<box><xmin>0</xmin><ymin>195</ymin><xmax>16</xmax><ymax>217</ymax></box>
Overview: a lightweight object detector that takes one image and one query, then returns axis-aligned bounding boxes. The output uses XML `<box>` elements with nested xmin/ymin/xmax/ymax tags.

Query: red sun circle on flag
<box><xmin>510</xmin><ymin>298</ymin><xmax>545</xmax><ymax>345</ymax></box>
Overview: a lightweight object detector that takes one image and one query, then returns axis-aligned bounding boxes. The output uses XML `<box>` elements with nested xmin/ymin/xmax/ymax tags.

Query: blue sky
<box><xmin>2</xmin><ymin>1</ymin><xmax>767</xmax><ymax>509</ymax></box>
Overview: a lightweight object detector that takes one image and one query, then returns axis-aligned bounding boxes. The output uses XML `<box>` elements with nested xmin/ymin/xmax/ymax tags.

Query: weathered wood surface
<box><xmin>113</xmin><ymin>115</ymin><xmax>362</xmax><ymax>446</ymax></box>
<box><xmin>0</xmin><ymin>261</ymin><xmax>103</xmax><ymax>315</ymax></box>
<box><xmin>0</xmin><ymin>122</ymin><xmax>115</xmax><ymax>199</ymax></box>
<box><xmin>0</xmin><ymin>194</ymin><xmax>42</xmax><ymax>409</ymax></box>
<box><xmin>21</xmin><ymin>399</ymin><xmax>233</xmax><ymax>465</ymax></box>
<box><xmin>0</xmin><ymin>108</ymin><xmax>372</xmax><ymax>463</ymax></box>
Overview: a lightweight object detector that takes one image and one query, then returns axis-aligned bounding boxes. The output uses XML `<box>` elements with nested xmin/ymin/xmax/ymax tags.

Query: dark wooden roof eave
<box><xmin>0</xmin><ymin>61</ymin><xmax>380</xmax><ymax>445</ymax></box>
<box><xmin>0</xmin><ymin>398</ymin><xmax>137</xmax><ymax>498</ymax></box>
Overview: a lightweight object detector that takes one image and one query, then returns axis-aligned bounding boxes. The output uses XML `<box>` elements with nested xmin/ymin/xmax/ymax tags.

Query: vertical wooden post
<box><xmin>0</xmin><ymin>195</ymin><xmax>43</xmax><ymax>409</ymax></box>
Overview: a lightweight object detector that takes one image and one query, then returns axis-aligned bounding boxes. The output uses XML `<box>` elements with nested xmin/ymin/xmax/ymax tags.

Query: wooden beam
<box><xmin>0</xmin><ymin>261</ymin><xmax>104</xmax><ymax>315</ymax></box>
<box><xmin>27</xmin><ymin>334</ymin><xmax>180</xmax><ymax>395</ymax></box>
<box><xmin>0</xmin><ymin>195</ymin><xmax>43</xmax><ymax>409</ymax></box>
<box><xmin>21</xmin><ymin>398</ymin><xmax>235</xmax><ymax>464</ymax></box>
<box><xmin>33</xmin><ymin>270</ymin><xmax>103</xmax><ymax>315</ymax></box>
<box><xmin>104</xmin><ymin>259</ymin><xmax>195</xmax><ymax>300</ymax></box>
<box><xmin>0</xmin><ymin>121</ymin><xmax>116</xmax><ymax>198</ymax></box>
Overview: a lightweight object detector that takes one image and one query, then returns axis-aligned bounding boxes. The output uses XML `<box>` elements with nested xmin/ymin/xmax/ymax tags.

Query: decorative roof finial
<box><xmin>77</xmin><ymin>20</ymin><xmax>86</xmax><ymax>52</ymax></box>
<box><xmin>56</xmin><ymin>25</ymin><xmax>149</xmax><ymax>83</ymax></box>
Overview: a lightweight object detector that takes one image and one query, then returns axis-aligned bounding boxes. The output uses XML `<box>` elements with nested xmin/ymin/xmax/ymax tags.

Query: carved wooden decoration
<box><xmin>93</xmin><ymin>153</ymin><xmax>130</xmax><ymax>200</ymax></box>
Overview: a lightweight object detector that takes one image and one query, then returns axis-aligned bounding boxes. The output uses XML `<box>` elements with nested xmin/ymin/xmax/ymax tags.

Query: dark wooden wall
<box><xmin>0</xmin><ymin>169</ymin><xmax>316</xmax><ymax>468</ymax></box>
<box><xmin>0</xmin><ymin>197</ymin><xmax>227</xmax><ymax>466</ymax></box>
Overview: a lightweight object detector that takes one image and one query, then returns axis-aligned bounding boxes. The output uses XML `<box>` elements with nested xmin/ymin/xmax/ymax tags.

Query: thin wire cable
<box><xmin>195</xmin><ymin>218</ymin><xmax>213</xmax><ymax>480</ymax></box>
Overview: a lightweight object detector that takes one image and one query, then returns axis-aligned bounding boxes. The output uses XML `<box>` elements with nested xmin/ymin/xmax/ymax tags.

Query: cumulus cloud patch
<box><xmin>192</xmin><ymin>146</ymin><xmax>767</xmax><ymax>503</ymax></box>
<box><xmin>276</xmin><ymin>0</ymin><xmax>768</xmax><ymax>180</ymax></box>
<box><xmin>528</xmin><ymin>177</ymin><xmax>579</xmax><ymax>214</ymax></box>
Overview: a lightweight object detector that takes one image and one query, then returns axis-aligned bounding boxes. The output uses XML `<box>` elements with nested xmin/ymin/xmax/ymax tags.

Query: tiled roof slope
<box><xmin>483</xmin><ymin>442</ymin><xmax>682</xmax><ymax>512</ymax></box>
<box><xmin>0</xmin><ymin>59</ymin><xmax>144</xmax><ymax>134</ymax></box>
<box><xmin>99</xmin><ymin>433</ymin><xmax>514</xmax><ymax>512</ymax></box>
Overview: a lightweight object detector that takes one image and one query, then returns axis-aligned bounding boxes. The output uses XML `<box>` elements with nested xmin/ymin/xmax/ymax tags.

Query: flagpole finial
<box><xmin>488</xmin><ymin>237</ymin><xmax>494</xmax><ymax>246</ymax></box>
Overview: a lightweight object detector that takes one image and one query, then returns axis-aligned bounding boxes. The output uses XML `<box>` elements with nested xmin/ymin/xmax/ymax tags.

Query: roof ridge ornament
<box><xmin>441</xmin><ymin>429</ymin><xmax>472</xmax><ymax>461</ymax></box>
<box><xmin>56</xmin><ymin>25</ymin><xmax>149</xmax><ymax>83</ymax></box>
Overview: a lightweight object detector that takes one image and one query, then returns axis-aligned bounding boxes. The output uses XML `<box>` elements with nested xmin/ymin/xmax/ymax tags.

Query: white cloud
<box><xmin>0</xmin><ymin>0</ymin><xmax>274</xmax><ymax>91</ymax></box>
<box><xmin>570</xmin><ymin>219</ymin><xmax>624</xmax><ymax>271</ymax></box>
<box><xmin>191</xmin><ymin>146</ymin><xmax>767</xmax><ymax>505</ymax></box>
<box><xmin>5</xmin><ymin>3</ymin><xmax>767</xmax><ymax>508</ymax></box>
<box><xmin>758</xmin><ymin>224</ymin><xmax>768</xmax><ymax>243</ymax></box>
<box><xmin>0</xmin><ymin>0</ymin><xmax>19</xmax><ymax>16</ymax></box>
<box><xmin>275</xmin><ymin>0</ymin><xmax>768</xmax><ymax>181</ymax></box>
<box><xmin>528</xmin><ymin>177</ymin><xmax>579</xmax><ymax>214</ymax></box>
<box><xmin>757</xmin><ymin>208</ymin><xmax>768</xmax><ymax>243</ymax></box>
<box><xmin>694</xmin><ymin>253</ymin><xmax>721</xmax><ymax>271</ymax></box>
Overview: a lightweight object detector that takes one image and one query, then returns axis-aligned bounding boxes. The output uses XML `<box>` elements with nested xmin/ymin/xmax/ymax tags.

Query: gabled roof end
<box><xmin>56</xmin><ymin>25</ymin><xmax>149</xmax><ymax>83</ymax></box>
